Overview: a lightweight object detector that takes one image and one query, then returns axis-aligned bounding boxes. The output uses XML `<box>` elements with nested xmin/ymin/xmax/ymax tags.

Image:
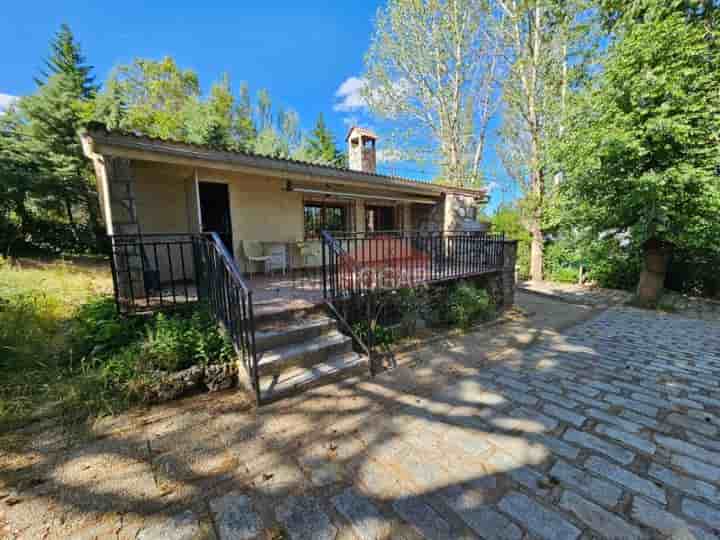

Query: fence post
<box><xmin>321</xmin><ymin>234</ymin><xmax>327</xmax><ymax>299</ymax></box>
<box><xmin>501</xmin><ymin>240</ymin><xmax>518</xmax><ymax>307</ymax></box>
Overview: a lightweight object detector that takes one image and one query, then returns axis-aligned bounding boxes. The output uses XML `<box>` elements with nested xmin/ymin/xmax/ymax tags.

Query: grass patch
<box><xmin>0</xmin><ymin>256</ymin><xmax>232</xmax><ymax>431</ymax></box>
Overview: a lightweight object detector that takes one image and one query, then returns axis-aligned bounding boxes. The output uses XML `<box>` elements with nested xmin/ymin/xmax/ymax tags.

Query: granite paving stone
<box><xmin>498</xmin><ymin>492</ymin><xmax>581</xmax><ymax>540</ymax></box>
<box><xmin>563</xmin><ymin>429</ymin><xmax>635</xmax><ymax>465</ymax></box>
<box><xmin>549</xmin><ymin>460</ymin><xmax>623</xmax><ymax>508</ymax></box>
<box><xmin>276</xmin><ymin>496</ymin><xmax>337</xmax><ymax>540</ymax></box>
<box><xmin>331</xmin><ymin>488</ymin><xmax>391</xmax><ymax>540</ymax></box>
<box><xmin>559</xmin><ymin>490</ymin><xmax>642</xmax><ymax>540</ymax></box>
<box><xmin>209</xmin><ymin>492</ymin><xmax>261</xmax><ymax>540</ymax></box>
<box><xmin>586</xmin><ymin>456</ymin><xmax>667</xmax><ymax>503</ymax></box>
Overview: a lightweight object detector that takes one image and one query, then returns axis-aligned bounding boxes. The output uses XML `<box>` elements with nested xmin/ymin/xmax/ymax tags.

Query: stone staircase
<box><xmin>252</xmin><ymin>304</ymin><xmax>365</xmax><ymax>402</ymax></box>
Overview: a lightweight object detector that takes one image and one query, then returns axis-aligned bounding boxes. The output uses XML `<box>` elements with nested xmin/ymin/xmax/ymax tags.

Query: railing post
<box><xmin>321</xmin><ymin>234</ymin><xmax>328</xmax><ymax>299</ymax></box>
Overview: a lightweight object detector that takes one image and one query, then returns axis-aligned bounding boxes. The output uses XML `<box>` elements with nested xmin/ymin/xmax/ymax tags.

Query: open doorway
<box><xmin>198</xmin><ymin>182</ymin><xmax>233</xmax><ymax>250</ymax></box>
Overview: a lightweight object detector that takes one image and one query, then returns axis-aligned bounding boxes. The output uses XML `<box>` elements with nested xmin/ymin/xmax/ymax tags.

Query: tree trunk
<box><xmin>530</xmin><ymin>223</ymin><xmax>544</xmax><ymax>281</ymax></box>
<box><xmin>636</xmin><ymin>238</ymin><xmax>672</xmax><ymax>307</ymax></box>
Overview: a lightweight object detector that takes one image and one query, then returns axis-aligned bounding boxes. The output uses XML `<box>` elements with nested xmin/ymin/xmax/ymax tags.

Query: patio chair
<box><xmin>268</xmin><ymin>243</ymin><xmax>288</xmax><ymax>275</ymax></box>
<box><xmin>241</xmin><ymin>240</ymin><xmax>271</xmax><ymax>275</ymax></box>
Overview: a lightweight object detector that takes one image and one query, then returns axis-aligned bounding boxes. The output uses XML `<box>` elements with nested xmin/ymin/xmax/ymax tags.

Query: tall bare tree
<box><xmin>496</xmin><ymin>0</ymin><xmax>589</xmax><ymax>281</ymax></box>
<box><xmin>363</xmin><ymin>0</ymin><xmax>503</xmax><ymax>187</ymax></box>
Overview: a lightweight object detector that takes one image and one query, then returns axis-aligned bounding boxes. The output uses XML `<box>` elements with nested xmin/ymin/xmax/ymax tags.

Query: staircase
<box><xmin>252</xmin><ymin>303</ymin><xmax>365</xmax><ymax>402</ymax></box>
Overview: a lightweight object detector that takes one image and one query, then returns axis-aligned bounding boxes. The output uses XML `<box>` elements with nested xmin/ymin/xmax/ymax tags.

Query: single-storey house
<box><xmin>81</xmin><ymin>123</ymin><xmax>512</xmax><ymax>402</ymax></box>
<box><xmin>81</xmin><ymin>124</ymin><xmax>488</xmax><ymax>277</ymax></box>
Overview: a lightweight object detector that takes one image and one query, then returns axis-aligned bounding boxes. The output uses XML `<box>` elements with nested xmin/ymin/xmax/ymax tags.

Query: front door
<box><xmin>198</xmin><ymin>182</ymin><xmax>233</xmax><ymax>250</ymax></box>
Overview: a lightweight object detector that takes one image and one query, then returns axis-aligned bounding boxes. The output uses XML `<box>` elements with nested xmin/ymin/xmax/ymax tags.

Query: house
<box><xmin>81</xmin><ymin>124</ymin><xmax>489</xmax><ymax>270</ymax></box>
<box><xmin>81</xmin><ymin>123</ymin><xmax>515</xmax><ymax>402</ymax></box>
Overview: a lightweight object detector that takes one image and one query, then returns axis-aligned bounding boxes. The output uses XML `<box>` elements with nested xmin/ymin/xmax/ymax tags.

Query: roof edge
<box><xmin>81</xmin><ymin>123</ymin><xmax>488</xmax><ymax>200</ymax></box>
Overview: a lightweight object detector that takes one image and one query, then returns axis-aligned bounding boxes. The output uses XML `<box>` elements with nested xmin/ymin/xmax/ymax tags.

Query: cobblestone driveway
<box><xmin>2</xmin><ymin>303</ymin><xmax>720</xmax><ymax>539</ymax></box>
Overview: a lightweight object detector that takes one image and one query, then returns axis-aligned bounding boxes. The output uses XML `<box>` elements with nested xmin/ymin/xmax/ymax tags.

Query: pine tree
<box><xmin>232</xmin><ymin>82</ymin><xmax>257</xmax><ymax>152</ymax></box>
<box><xmin>36</xmin><ymin>23</ymin><xmax>97</xmax><ymax>98</ymax></box>
<box><xmin>305</xmin><ymin>114</ymin><xmax>343</xmax><ymax>166</ymax></box>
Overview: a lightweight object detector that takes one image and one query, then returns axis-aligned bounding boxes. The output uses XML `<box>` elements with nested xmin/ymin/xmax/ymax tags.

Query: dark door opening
<box><xmin>198</xmin><ymin>182</ymin><xmax>233</xmax><ymax>250</ymax></box>
<box><xmin>366</xmin><ymin>205</ymin><xmax>396</xmax><ymax>233</ymax></box>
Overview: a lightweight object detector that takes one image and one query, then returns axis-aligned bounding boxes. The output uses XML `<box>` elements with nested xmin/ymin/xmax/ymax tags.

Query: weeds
<box><xmin>0</xmin><ymin>257</ymin><xmax>232</xmax><ymax>430</ymax></box>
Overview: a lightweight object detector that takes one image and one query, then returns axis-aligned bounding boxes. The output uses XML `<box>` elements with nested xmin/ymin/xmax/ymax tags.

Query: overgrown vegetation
<box><xmin>354</xmin><ymin>281</ymin><xmax>497</xmax><ymax>351</ymax></box>
<box><xmin>0</xmin><ymin>258</ymin><xmax>232</xmax><ymax>430</ymax></box>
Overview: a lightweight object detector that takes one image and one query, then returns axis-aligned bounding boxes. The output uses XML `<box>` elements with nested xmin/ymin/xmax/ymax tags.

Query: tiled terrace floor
<box><xmin>2</xmin><ymin>293</ymin><xmax>720</xmax><ymax>539</ymax></box>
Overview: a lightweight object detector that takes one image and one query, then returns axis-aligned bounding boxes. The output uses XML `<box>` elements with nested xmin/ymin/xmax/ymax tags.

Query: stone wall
<box><xmin>444</xmin><ymin>194</ymin><xmax>488</xmax><ymax>232</ymax></box>
<box><xmin>412</xmin><ymin>195</ymin><xmax>488</xmax><ymax>233</ymax></box>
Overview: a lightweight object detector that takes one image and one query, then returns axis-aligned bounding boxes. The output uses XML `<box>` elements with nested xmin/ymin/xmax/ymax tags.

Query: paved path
<box><xmin>2</xmin><ymin>295</ymin><xmax>720</xmax><ymax>539</ymax></box>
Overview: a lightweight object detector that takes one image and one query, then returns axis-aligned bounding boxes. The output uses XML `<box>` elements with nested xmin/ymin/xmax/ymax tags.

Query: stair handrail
<box><xmin>199</xmin><ymin>232</ymin><xmax>259</xmax><ymax>401</ymax></box>
<box><xmin>205</xmin><ymin>232</ymin><xmax>252</xmax><ymax>293</ymax></box>
<box><xmin>321</xmin><ymin>229</ymin><xmax>375</xmax><ymax>374</ymax></box>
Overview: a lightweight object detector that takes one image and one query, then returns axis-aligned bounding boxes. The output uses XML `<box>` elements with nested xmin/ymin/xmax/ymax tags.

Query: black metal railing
<box><xmin>321</xmin><ymin>230</ymin><xmax>506</xmax><ymax>300</ymax></box>
<box><xmin>108</xmin><ymin>232</ymin><xmax>260</xmax><ymax>401</ymax></box>
<box><xmin>195</xmin><ymin>233</ymin><xmax>259</xmax><ymax>400</ymax></box>
<box><xmin>109</xmin><ymin>233</ymin><xmax>199</xmax><ymax>313</ymax></box>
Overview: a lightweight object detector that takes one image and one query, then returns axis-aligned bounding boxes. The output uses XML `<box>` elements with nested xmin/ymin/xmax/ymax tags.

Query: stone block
<box><xmin>498</xmin><ymin>492</ymin><xmax>580</xmax><ymax>540</ymax></box>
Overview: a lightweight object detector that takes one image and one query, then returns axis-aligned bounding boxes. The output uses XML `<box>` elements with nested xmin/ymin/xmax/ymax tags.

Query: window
<box><xmin>304</xmin><ymin>202</ymin><xmax>349</xmax><ymax>238</ymax></box>
<box><xmin>366</xmin><ymin>205</ymin><xmax>396</xmax><ymax>232</ymax></box>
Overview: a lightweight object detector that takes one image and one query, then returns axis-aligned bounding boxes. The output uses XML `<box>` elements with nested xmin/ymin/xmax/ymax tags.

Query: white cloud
<box><xmin>0</xmin><ymin>93</ymin><xmax>19</xmax><ymax>114</ymax></box>
<box><xmin>334</xmin><ymin>76</ymin><xmax>367</xmax><ymax>112</ymax></box>
<box><xmin>377</xmin><ymin>148</ymin><xmax>404</xmax><ymax>164</ymax></box>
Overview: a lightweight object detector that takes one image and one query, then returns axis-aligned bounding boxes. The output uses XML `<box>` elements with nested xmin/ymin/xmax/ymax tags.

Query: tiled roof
<box><xmin>82</xmin><ymin>122</ymin><xmax>488</xmax><ymax>200</ymax></box>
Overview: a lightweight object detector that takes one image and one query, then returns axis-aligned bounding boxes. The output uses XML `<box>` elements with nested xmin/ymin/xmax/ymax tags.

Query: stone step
<box><xmin>253</xmin><ymin>298</ymin><xmax>326</xmax><ymax>325</ymax></box>
<box><xmin>257</xmin><ymin>331</ymin><xmax>353</xmax><ymax>377</ymax></box>
<box><xmin>254</xmin><ymin>317</ymin><xmax>337</xmax><ymax>353</ymax></box>
<box><xmin>259</xmin><ymin>352</ymin><xmax>365</xmax><ymax>403</ymax></box>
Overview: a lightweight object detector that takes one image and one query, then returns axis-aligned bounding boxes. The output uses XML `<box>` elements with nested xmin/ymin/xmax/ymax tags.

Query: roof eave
<box><xmin>83</xmin><ymin>128</ymin><xmax>488</xmax><ymax>201</ymax></box>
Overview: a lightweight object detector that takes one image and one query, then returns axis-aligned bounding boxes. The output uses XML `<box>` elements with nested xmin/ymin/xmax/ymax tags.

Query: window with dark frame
<box><xmin>304</xmin><ymin>202</ymin><xmax>350</xmax><ymax>238</ymax></box>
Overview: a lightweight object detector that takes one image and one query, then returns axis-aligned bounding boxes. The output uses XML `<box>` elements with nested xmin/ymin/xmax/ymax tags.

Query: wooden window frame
<box><xmin>303</xmin><ymin>199</ymin><xmax>354</xmax><ymax>239</ymax></box>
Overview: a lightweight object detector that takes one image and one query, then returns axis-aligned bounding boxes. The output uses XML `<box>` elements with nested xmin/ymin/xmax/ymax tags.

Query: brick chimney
<box><xmin>346</xmin><ymin>127</ymin><xmax>377</xmax><ymax>174</ymax></box>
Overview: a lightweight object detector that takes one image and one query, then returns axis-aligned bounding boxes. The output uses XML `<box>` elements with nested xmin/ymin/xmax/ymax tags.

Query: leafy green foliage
<box><xmin>447</xmin><ymin>283</ymin><xmax>493</xmax><ymax>328</ymax></box>
<box><xmin>560</xmin><ymin>11</ymin><xmax>720</xmax><ymax>253</ymax></box>
<box><xmin>0</xmin><ymin>24</ymin><xmax>100</xmax><ymax>255</ymax></box>
<box><xmin>491</xmin><ymin>203</ymin><xmax>531</xmax><ymax>279</ymax></box>
<box><xmin>352</xmin><ymin>320</ymin><xmax>398</xmax><ymax>350</ymax></box>
<box><xmin>295</xmin><ymin>114</ymin><xmax>345</xmax><ymax>166</ymax></box>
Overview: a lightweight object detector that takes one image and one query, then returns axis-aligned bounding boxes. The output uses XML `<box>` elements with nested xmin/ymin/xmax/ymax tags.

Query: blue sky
<box><xmin>1</xmin><ymin>0</ymin><xmax>516</xmax><ymax>210</ymax></box>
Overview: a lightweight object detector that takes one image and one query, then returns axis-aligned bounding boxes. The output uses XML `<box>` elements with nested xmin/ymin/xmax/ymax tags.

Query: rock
<box><xmin>145</xmin><ymin>366</ymin><xmax>204</xmax><ymax>403</ymax></box>
<box><xmin>204</xmin><ymin>363</ymin><xmax>238</xmax><ymax>392</ymax></box>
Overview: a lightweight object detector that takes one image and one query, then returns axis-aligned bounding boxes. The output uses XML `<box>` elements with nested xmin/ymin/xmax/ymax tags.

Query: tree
<box><xmin>94</xmin><ymin>57</ymin><xmax>201</xmax><ymax>140</ymax></box>
<box><xmin>363</xmin><ymin>0</ymin><xmax>503</xmax><ymax>187</ymax></box>
<box><xmin>233</xmin><ymin>82</ymin><xmax>257</xmax><ymax>152</ymax></box>
<box><xmin>496</xmin><ymin>0</ymin><xmax>591</xmax><ymax>281</ymax></box>
<box><xmin>36</xmin><ymin>23</ymin><xmax>98</xmax><ymax>98</ymax></box>
<box><xmin>0</xmin><ymin>24</ymin><xmax>102</xmax><ymax>253</ymax></box>
<box><xmin>302</xmin><ymin>114</ymin><xmax>344</xmax><ymax>166</ymax></box>
<box><xmin>559</xmin><ymin>10</ymin><xmax>720</xmax><ymax>304</ymax></box>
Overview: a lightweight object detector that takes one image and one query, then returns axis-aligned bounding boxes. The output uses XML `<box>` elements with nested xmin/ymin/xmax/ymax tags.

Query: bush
<box><xmin>447</xmin><ymin>282</ymin><xmax>494</xmax><ymax>328</ymax></box>
<box><xmin>352</xmin><ymin>320</ymin><xmax>397</xmax><ymax>350</ymax></box>
<box><xmin>139</xmin><ymin>310</ymin><xmax>233</xmax><ymax>372</ymax></box>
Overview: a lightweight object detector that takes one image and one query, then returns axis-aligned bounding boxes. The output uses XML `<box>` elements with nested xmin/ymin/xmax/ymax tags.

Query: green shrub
<box><xmin>140</xmin><ymin>310</ymin><xmax>233</xmax><ymax>372</ymax></box>
<box><xmin>352</xmin><ymin>320</ymin><xmax>397</xmax><ymax>350</ymax></box>
<box><xmin>447</xmin><ymin>282</ymin><xmax>494</xmax><ymax>328</ymax></box>
<box><xmin>67</xmin><ymin>297</ymin><xmax>145</xmax><ymax>363</ymax></box>
<box><xmin>549</xmin><ymin>266</ymin><xmax>579</xmax><ymax>284</ymax></box>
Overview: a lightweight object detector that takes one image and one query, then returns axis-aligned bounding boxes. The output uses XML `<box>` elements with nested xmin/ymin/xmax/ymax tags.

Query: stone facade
<box><xmin>444</xmin><ymin>193</ymin><xmax>488</xmax><ymax>232</ymax></box>
<box><xmin>412</xmin><ymin>194</ymin><xmax>488</xmax><ymax>233</ymax></box>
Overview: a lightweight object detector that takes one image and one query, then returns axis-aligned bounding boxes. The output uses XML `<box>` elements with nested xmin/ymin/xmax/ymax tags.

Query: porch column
<box><xmin>103</xmin><ymin>156</ymin><xmax>146</xmax><ymax>301</ymax></box>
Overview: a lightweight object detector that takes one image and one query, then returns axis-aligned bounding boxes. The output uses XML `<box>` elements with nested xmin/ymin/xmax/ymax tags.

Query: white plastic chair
<box><xmin>268</xmin><ymin>244</ymin><xmax>288</xmax><ymax>275</ymax></box>
<box><xmin>241</xmin><ymin>241</ymin><xmax>271</xmax><ymax>275</ymax></box>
